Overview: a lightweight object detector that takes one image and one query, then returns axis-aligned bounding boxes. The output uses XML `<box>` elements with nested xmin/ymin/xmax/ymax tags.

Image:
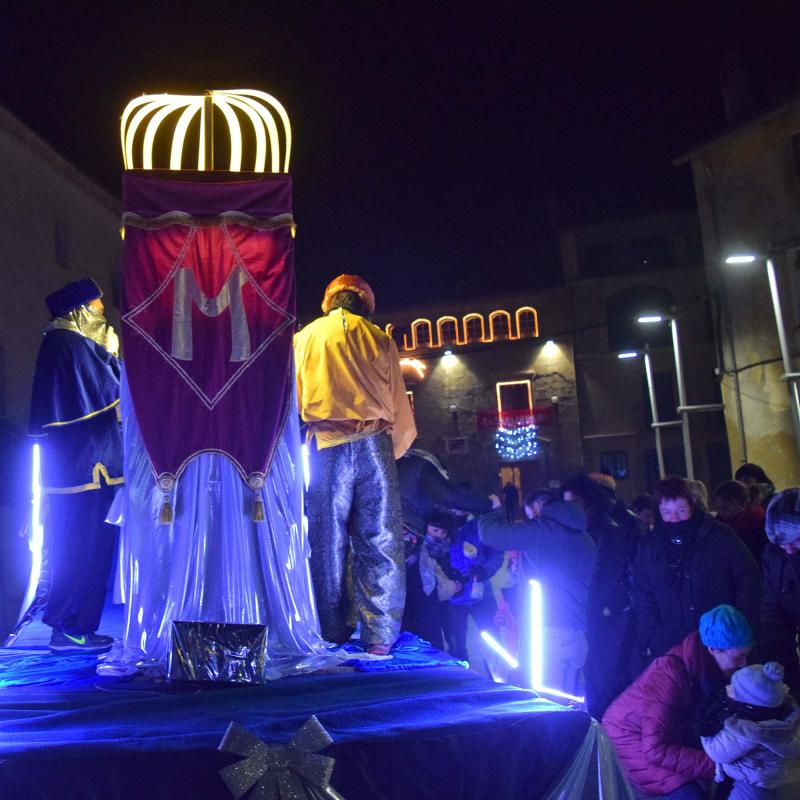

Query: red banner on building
<box><xmin>476</xmin><ymin>406</ymin><xmax>555</xmax><ymax>430</ymax></box>
<box><xmin>121</xmin><ymin>172</ymin><xmax>295</xmax><ymax>491</ymax></box>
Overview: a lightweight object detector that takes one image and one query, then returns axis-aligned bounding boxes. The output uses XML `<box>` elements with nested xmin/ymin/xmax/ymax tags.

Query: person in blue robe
<box><xmin>29</xmin><ymin>278</ymin><xmax>122</xmax><ymax>653</ymax></box>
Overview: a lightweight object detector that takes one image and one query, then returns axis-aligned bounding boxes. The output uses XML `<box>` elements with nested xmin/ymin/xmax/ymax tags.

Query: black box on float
<box><xmin>169</xmin><ymin>621</ymin><xmax>268</xmax><ymax>683</ymax></box>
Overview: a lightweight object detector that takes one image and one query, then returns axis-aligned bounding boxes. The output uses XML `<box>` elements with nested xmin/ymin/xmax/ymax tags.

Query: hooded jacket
<box><xmin>602</xmin><ymin>631</ymin><xmax>721</xmax><ymax>794</ymax></box>
<box><xmin>478</xmin><ymin>501</ymin><xmax>597</xmax><ymax>630</ymax></box>
<box><xmin>701</xmin><ymin>704</ymin><xmax>800</xmax><ymax>788</ymax></box>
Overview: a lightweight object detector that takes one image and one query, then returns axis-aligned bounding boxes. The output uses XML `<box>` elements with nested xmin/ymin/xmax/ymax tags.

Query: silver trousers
<box><xmin>306</xmin><ymin>432</ymin><xmax>405</xmax><ymax>646</ymax></box>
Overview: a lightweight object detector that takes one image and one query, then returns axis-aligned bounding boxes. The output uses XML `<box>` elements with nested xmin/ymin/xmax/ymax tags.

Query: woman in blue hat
<box><xmin>603</xmin><ymin>604</ymin><xmax>754</xmax><ymax>799</ymax></box>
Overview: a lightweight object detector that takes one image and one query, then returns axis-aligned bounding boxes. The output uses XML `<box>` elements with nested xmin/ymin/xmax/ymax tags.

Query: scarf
<box><xmin>47</xmin><ymin>305</ymin><xmax>119</xmax><ymax>356</ymax></box>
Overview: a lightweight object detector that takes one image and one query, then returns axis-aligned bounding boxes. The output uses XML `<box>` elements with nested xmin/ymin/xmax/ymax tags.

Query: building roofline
<box><xmin>673</xmin><ymin>96</ymin><xmax>800</xmax><ymax>166</ymax></box>
<box><xmin>0</xmin><ymin>103</ymin><xmax>120</xmax><ymax>213</ymax></box>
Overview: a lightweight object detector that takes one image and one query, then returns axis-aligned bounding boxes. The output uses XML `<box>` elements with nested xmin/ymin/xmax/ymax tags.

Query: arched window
<box><xmin>516</xmin><ymin>307</ymin><xmax>538</xmax><ymax>338</ymax></box>
<box><xmin>489</xmin><ymin>310</ymin><xmax>512</xmax><ymax>341</ymax></box>
<box><xmin>463</xmin><ymin>313</ymin><xmax>485</xmax><ymax>343</ymax></box>
<box><xmin>437</xmin><ymin>316</ymin><xmax>459</xmax><ymax>346</ymax></box>
<box><xmin>411</xmin><ymin>319</ymin><xmax>433</xmax><ymax>349</ymax></box>
<box><xmin>389</xmin><ymin>325</ymin><xmax>409</xmax><ymax>350</ymax></box>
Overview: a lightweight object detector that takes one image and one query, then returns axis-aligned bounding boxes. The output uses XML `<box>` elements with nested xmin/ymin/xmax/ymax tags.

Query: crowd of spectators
<box><xmin>395</xmin><ymin>454</ymin><xmax>800</xmax><ymax>799</ymax></box>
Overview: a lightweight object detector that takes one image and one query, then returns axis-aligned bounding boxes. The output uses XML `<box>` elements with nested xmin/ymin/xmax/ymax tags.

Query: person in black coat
<box><xmin>761</xmin><ymin>488</ymin><xmax>800</xmax><ymax>695</ymax></box>
<box><xmin>562</xmin><ymin>474</ymin><xmax>637</xmax><ymax>719</ymax></box>
<box><xmin>632</xmin><ymin>475</ymin><xmax>760</xmax><ymax>664</ymax></box>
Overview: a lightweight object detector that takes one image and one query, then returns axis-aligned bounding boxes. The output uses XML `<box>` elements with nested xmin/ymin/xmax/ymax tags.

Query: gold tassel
<box><xmin>159</xmin><ymin>493</ymin><xmax>173</xmax><ymax>524</ymax></box>
<box><xmin>252</xmin><ymin>493</ymin><xmax>265</xmax><ymax>522</ymax></box>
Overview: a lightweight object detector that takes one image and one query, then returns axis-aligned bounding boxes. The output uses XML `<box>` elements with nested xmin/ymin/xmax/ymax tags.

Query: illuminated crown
<box><xmin>120</xmin><ymin>89</ymin><xmax>291</xmax><ymax>173</ymax></box>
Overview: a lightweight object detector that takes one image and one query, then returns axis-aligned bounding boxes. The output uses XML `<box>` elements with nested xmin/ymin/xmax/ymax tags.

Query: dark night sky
<box><xmin>2</xmin><ymin>2</ymin><xmax>800</xmax><ymax>315</ymax></box>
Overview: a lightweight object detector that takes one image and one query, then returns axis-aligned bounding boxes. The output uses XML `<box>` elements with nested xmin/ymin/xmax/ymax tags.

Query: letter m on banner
<box><xmin>172</xmin><ymin>266</ymin><xmax>251</xmax><ymax>362</ymax></box>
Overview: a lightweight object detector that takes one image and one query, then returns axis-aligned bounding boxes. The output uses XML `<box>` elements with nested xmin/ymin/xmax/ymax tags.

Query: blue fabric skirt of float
<box><xmin>112</xmin><ymin>371</ymin><xmax>332</xmax><ymax>676</ymax></box>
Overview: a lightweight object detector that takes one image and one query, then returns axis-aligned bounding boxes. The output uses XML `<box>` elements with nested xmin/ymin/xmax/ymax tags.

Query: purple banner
<box><xmin>121</xmin><ymin>171</ymin><xmax>295</xmax><ymax>490</ymax></box>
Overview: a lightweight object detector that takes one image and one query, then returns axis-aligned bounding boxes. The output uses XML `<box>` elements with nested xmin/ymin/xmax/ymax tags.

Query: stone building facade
<box><xmin>677</xmin><ymin>99</ymin><xmax>800</xmax><ymax>486</ymax></box>
<box><xmin>379</xmin><ymin>294</ymin><xmax>580</xmax><ymax>496</ymax></box>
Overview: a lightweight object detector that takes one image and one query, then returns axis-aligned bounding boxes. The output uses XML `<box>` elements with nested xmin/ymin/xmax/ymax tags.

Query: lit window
<box><xmin>412</xmin><ymin>319</ymin><xmax>433</xmax><ymax>349</ymax></box>
<box><xmin>496</xmin><ymin>380</ymin><xmax>533</xmax><ymax>424</ymax></box>
<box><xmin>438</xmin><ymin>317</ymin><xmax>459</xmax><ymax>346</ymax></box>
<box><xmin>516</xmin><ymin>308</ymin><xmax>538</xmax><ymax>338</ymax></box>
<box><xmin>489</xmin><ymin>311</ymin><xmax>511</xmax><ymax>341</ymax></box>
<box><xmin>464</xmin><ymin>314</ymin><xmax>485</xmax><ymax>343</ymax></box>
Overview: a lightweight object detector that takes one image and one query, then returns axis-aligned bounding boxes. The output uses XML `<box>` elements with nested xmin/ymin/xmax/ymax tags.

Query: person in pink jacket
<box><xmin>602</xmin><ymin>605</ymin><xmax>753</xmax><ymax>799</ymax></box>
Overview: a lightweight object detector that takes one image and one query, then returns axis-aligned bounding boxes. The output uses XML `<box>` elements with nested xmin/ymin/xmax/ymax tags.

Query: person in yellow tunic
<box><xmin>294</xmin><ymin>275</ymin><xmax>416</xmax><ymax>655</ymax></box>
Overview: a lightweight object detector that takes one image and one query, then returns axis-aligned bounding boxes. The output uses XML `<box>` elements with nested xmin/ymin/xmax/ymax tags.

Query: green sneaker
<box><xmin>49</xmin><ymin>630</ymin><xmax>114</xmax><ymax>654</ymax></box>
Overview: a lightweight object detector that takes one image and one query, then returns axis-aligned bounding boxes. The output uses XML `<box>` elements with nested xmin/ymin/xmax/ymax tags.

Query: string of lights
<box><xmin>495</xmin><ymin>424</ymin><xmax>538</xmax><ymax>461</ymax></box>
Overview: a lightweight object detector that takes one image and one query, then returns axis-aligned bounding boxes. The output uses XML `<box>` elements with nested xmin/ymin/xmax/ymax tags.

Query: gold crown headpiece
<box><xmin>120</xmin><ymin>89</ymin><xmax>291</xmax><ymax>173</ymax></box>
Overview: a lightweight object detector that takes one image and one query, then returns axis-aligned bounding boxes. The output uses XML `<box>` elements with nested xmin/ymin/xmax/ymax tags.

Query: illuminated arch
<box><xmin>463</xmin><ymin>313</ymin><xmax>486</xmax><ymax>343</ymax></box>
<box><xmin>437</xmin><ymin>316</ymin><xmax>460</xmax><ymax>346</ymax></box>
<box><xmin>411</xmin><ymin>318</ymin><xmax>434</xmax><ymax>349</ymax></box>
<box><xmin>120</xmin><ymin>89</ymin><xmax>291</xmax><ymax>173</ymax></box>
<box><xmin>488</xmin><ymin>310</ymin><xmax>513</xmax><ymax>341</ymax></box>
<box><xmin>399</xmin><ymin>358</ymin><xmax>427</xmax><ymax>380</ymax></box>
<box><xmin>515</xmin><ymin>307</ymin><xmax>539</xmax><ymax>338</ymax></box>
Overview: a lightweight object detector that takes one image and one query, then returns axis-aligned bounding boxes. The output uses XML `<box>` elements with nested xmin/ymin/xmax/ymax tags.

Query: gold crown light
<box><xmin>120</xmin><ymin>89</ymin><xmax>291</xmax><ymax>173</ymax></box>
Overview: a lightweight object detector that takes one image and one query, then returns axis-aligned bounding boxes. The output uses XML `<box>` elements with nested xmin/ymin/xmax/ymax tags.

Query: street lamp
<box><xmin>617</xmin><ymin>346</ymin><xmax>677</xmax><ymax>478</ymax></box>
<box><xmin>637</xmin><ymin>312</ymin><xmax>695</xmax><ymax>479</ymax></box>
<box><xmin>725</xmin><ymin>253</ymin><xmax>800</xmax><ymax>457</ymax></box>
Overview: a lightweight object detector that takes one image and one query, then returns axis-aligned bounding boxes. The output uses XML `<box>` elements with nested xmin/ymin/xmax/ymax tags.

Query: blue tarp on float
<box><xmin>0</xmin><ymin>617</ymin><xmax>631</xmax><ymax>800</ymax></box>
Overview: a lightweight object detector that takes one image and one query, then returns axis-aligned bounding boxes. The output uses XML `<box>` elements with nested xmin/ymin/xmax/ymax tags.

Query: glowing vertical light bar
<box><xmin>529</xmin><ymin>578</ymin><xmax>544</xmax><ymax>689</ymax></box>
<box><xmin>480</xmin><ymin>630</ymin><xmax>519</xmax><ymax>669</ymax></box>
<box><xmin>198</xmin><ymin>99</ymin><xmax>207</xmax><ymax>171</ymax></box>
<box><xmin>301</xmin><ymin>443</ymin><xmax>310</xmax><ymax>491</ymax></box>
<box><xmin>529</xmin><ymin>578</ymin><xmax>585</xmax><ymax>703</ymax></box>
<box><xmin>169</xmin><ymin>99</ymin><xmax>203</xmax><ymax>170</ymax></box>
<box><xmin>20</xmin><ymin>444</ymin><xmax>44</xmax><ymax>613</ymax></box>
<box><xmin>212</xmin><ymin>95</ymin><xmax>243</xmax><ymax>172</ymax></box>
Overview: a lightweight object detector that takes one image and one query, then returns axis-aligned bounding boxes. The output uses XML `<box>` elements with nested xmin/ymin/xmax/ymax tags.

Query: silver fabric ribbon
<box><xmin>218</xmin><ymin>716</ymin><xmax>345</xmax><ymax>800</ymax></box>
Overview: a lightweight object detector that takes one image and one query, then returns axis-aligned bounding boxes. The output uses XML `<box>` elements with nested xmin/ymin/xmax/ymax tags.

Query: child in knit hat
<box><xmin>701</xmin><ymin>661</ymin><xmax>800</xmax><ymax>799</ymax></box>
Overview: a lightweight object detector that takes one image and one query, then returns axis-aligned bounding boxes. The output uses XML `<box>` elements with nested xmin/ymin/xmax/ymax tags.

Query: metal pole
<box><xmin>766</xmin><ymin>257</ymin><xmax>800</xmax><ymax>456</ymax></box>
<box><xmin>670</xmin><ymin>318</ymin><xmax>694</xmax><ymax>480</ymax></box>
<box><xmin>643</xmin><ymin>348</ymin><xmax>665</xmax><ymax>478</ymax></box>
<box><xmin>203</xmin><ymin>92</ymin><xmax>214</xmax><ymax>171</ymax></box>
